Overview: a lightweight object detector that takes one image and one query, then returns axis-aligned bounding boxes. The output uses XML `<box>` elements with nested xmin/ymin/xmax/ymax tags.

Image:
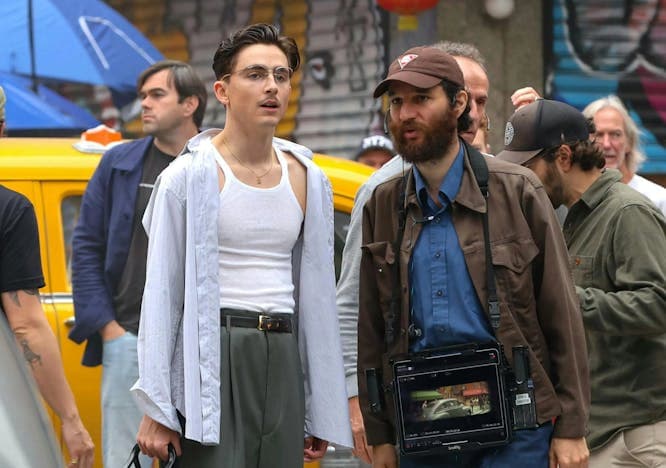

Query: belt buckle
<box><xmin>258</xmin><ymin>314</ymin><xmax>270</xmax><ymax>331</ymax></box>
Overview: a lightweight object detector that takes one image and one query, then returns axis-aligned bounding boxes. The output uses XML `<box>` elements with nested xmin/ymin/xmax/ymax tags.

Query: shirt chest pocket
<box><xmin>569</xmin><ymin>255</ymin><xmax>593</xmax><ymax>286</ymax></box>
<box><xmin>491</xmin><ymin>239</ymin><xmax>539</xmax><ymax>310</ymax></box>
<box><xmin>362</xmin><ymin>241</ymin><xmax>397</xmax><ymax>305</ymax></box>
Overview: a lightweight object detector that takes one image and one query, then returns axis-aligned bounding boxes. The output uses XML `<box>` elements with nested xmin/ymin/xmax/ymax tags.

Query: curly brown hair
<box><xmin>541</xmin><ymin>139</ymin><xmax>605</xmax><ymax>171</ymax></box>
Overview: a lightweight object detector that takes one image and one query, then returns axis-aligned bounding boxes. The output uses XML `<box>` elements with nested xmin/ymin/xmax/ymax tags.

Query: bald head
<box><xmin>454</xmin><ymin>56</ymin><xmax>489</xmax><ymax>144</ymax></box>
<box><xmin>431</xmin><ymin>42</ymin><xmax>490</xmax><ymax>145</ymax></box>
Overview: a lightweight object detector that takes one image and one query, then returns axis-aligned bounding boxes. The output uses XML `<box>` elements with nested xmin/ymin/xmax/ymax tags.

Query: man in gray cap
<box><xmin>497</xmin><ymin>99</ymin><xmax>666</xmax><ymax>467</ymax></box>
<box><xmin>358</xmin><ymin>48</ymin><xmax>590</xmax><ymax>468</ymax></box>
<box><xmin>354</xmin><ymin>134</ymin><xmax>396</xmax><ymax>169</ymax></box>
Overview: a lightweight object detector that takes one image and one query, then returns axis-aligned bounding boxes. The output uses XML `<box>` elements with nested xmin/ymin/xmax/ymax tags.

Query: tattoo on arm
<box><xmin>5</xmin><ymin>289</ymin><xmax>44</xmax><ymax>368</ymax></box>
<box><xmin>8</xmin><ymin>289</ymin><xmax>40</xmax><ymax>307</ymax></box>
<box><xmin>20</xmin><ymin>339</ymin><xmax>42</xmax><ymax>367</ymax></box>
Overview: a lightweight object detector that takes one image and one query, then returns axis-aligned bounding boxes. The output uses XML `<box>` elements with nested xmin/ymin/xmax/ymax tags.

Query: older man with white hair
<box><xmin>583</xmin><ymin>95</ymin><xmax>666</xmax><ymax>214</ymax></box>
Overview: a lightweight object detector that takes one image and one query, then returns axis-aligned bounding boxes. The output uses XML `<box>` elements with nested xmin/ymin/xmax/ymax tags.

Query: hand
<box><xmin>61</xmin><ymin>415</ymin><xmax>94</xmax><ymax>468</ymax></box>
<box><xmin>100</xmin><ymin>320</ymin><xmax>125</xmax><ymax>341</ymax></box>
<box><xmin>371</xmin><ymin>444</ymin><xmax>397</xmax><ymax>468</ymax></box>
<box><xmin>304</xmin><ymin>436</ymin><xmax>328</xmax><ymax>462</ymax></box>
<box><xmin>349</xmin><ymin>396</ymin><xmax>372</xmax><ymax>464</ymax></box>
<box><xmin>549</xmin><ymin>437</ymin><xmax>589</xmax><ymax>468</ymax></box>
<box><xmin>511</xmin><ymin>86</ymin><xmax>542</xmax><ymax>110</ymax></box>
<box><xmin>136</xmin><ymin>415</ymin><xmax>182</xmax><ymax>461</ymax></box>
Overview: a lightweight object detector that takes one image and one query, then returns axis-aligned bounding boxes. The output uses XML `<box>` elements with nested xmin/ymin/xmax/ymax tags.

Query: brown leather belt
<box><xmin>220</xmin><ymin>310</ymin><xmax>293</xmax><ymax>333</ymax></box>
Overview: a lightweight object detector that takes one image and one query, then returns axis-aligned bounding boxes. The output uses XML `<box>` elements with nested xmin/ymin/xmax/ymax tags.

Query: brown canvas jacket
<box><xmin>357</xmin><ymin>142</ymin><xmax>590</xmax><ymax>446</ymax></box>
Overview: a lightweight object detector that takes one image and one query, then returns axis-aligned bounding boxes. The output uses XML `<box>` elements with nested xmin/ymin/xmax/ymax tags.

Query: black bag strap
<box><xmin>127</xmin><ymin>443</ymin><xmax>177</xmax><ymax>468</ymax></box>
<box><xmin>385</xmin><ymin>173</ymin><xmax>409</xmax><ymax>344</ymax></box>
<box><xmin>466</xmin><ymin>146</ymin><xmax>501</xmax><ymax>330</ymax></box>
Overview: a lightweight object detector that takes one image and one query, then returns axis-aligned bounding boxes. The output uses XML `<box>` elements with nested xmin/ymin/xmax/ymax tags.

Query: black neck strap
<box><xmin>466</xmin><ymin>146</ymin><xmax>500</xmax><ymax>330</ymax></box>
<box><xmin>386</xmin><ymin>172</ymin><xmax>408</xmax><ymax>344</ymax></box>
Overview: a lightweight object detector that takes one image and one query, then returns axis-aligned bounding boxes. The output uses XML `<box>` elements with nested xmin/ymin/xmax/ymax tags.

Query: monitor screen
<box><xmin>393</xmin><ymin>344</ymin><xmax>511</xmax><ymax>454</ymax></box>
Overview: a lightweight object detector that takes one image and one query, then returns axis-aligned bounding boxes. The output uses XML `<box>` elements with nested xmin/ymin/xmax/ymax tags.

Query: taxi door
<box><xmin>40</xmin><ymin>181</ymin><xmax>103</xmax><ymax>468</ymax></box>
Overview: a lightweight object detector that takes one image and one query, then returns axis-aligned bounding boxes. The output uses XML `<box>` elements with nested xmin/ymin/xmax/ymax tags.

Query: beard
<box><xmin>389</xmin><ymin>106</ymin><xmax>458</xmax><ymax>164</ymax></box>
<box><xmin>543</xmin><ymin>162</ymin><xmax>566</xmax><ymax>208</ymax></box>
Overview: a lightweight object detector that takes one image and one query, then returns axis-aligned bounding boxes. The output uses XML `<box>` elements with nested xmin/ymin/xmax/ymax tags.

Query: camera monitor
<box><xmin>392</xmin><ymin>342</ymin><xmax>511</xmax><ymax>456</ymax></box>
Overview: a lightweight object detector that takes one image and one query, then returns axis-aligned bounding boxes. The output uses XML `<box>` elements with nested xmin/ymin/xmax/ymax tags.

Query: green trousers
<box><xmin>177</xmin><ymin>313</ymin><xmax>305</xmax><ymax>468</ymax></box>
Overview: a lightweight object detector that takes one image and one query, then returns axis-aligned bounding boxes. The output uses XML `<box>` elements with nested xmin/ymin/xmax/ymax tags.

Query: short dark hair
<box><xmin>137</xmin><ymin>60</ymin><xmax>208</xmax><ymax>128</ymax></box>
<box><xmin>212</xmin><ymin>23</ymin><xmax>300</xmax><ymax>80</ymax></box>
<box><xmin>541</xmin><ymin>139</ymin><xmax>605</xmax><ymax>171</ymax></box>
<box><xmin>441</xmin><ymin>80</ymin><xmax>472</xmax><ymax>132</ymax></box>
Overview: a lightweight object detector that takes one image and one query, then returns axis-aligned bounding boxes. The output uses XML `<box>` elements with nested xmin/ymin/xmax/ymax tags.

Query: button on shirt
<box><xmin>409</xmin><ymin>145</ymin><xmax>494</xmax><ymax>352</ymax></box>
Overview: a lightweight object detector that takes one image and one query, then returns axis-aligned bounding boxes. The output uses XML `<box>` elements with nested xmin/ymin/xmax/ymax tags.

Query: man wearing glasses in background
<box><xmin>132</xmin><ymin>23</ymin><xmax>351</xmax><ymax>467</ymax></box>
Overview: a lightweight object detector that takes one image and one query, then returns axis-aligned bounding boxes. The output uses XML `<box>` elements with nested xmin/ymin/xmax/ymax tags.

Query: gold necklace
<box><xmin>221</xmin><ymin>137</ymin><xmax>274</xmax><ymax>184</ymax></box>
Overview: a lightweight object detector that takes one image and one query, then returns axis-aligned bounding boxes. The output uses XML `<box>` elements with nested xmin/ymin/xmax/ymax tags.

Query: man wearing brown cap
<box><xmin>358</xmin><ymin>47</ymin><xmax>590</xmax><ymax>467</ymax></box>
<box><xmin>498</xmin><ymin>99</ymin><xmax>666</xmax><ymax>468</ymax></box>
<box><xmin>338</xmin><ymin>41</ymin><xmax>491</xmax><ymax>464</ymax></box>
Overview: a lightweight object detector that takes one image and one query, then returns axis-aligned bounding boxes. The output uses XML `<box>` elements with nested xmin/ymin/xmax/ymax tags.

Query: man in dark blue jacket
<box><xmin>69</xmin><ymin>60</ymin><xmax>206</xmax><ymax>468</ymax></box>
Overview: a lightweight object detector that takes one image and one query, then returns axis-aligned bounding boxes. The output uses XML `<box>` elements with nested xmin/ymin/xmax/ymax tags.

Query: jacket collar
<box><xmin>403</xmin><ymin>139</ymin><xmax>488</xmax><ymax>214</ymax></box>
<box><xmin>577</xmin><ymin>169</ymin><xmax>621</xmax><ymax>211</ymax></box>
<box><xmin>110</xmin><ymin>136</ymin><xmax>154</xmax><ymax>171</ymax></box>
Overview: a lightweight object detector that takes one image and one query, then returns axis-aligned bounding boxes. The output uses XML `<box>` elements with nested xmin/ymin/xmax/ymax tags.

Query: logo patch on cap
<box><xmin>504</xmin><ymin>122</ymin><xmax>514</xmax><ymax>146</ymax></box>
<box><xmin>398</xmin><ymin>54</ymin><xmax>418</xmax><ymax>69</ymax></box>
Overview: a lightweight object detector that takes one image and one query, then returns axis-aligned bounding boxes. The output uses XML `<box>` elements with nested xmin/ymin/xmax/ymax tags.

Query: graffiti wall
<box><xmin>163</xmin><ymin>0</ymin><xmax>387</xmax><ymax>158</ymax></box>
<box><xmin>549</xmin><ymin>0</ymin><xmax>666</xmax><ymax>174</ymax></box>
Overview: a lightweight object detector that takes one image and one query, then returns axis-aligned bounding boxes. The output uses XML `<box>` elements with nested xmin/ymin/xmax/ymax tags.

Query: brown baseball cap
<box><xmin>496</xmin><ymin>99</ymin><xmax>591</xmax><ymax>165</ymax></box>
<box><xmin>373</xmin><ymin>46</ymin><xmax>464</xmax><ymax>98</ymax></box>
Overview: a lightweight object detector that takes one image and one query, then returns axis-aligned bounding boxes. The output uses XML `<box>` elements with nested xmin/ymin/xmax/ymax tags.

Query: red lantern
<box><xmin>377</xmin><ymin>0</ymin><xmax>439</xmax><ymax>30</ymax></box>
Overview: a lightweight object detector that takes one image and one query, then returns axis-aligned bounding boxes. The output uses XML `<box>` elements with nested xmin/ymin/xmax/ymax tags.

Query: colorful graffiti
<box><xmin>550</xmin><ymin>0</ymin><xmax>666</xmax><ymax>173</ymax></box>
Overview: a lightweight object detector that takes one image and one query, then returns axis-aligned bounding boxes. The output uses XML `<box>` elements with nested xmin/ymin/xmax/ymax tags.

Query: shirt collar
<box><xmin>413</xmin><ymin>143</ymin><xmax>465</xmax><ymax>212</ymax></box>
<box><xmin>577</xmin><ymin>169</ymin><xmax>622</xmax><ymax>211</ymax></box>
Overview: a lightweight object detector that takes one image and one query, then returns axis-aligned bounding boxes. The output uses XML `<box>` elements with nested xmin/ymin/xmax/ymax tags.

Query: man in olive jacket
<box><xmin>498</xmin><ymin>99</ymin><xmax>666</xmax><ymax>468</ymax></box>
<box><xmin>358</xmin><ymin>47</ymin><xmax>590</xmax><ymax>468</ymax></box>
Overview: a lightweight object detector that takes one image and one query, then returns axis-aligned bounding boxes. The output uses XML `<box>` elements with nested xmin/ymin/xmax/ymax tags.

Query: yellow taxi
<box><xmin>0</xmin><ymin>132</ymin><xmax>373</xmax><ymax>467</ymax></box>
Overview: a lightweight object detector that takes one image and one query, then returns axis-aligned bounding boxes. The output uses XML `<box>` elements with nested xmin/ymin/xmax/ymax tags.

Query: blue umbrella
<box><xmin>0</xmin><ymin>0</ymin><xmax>164</xmax><ymax>97</ymax></box>
<box><xmin>0</xmin><ymin>72</ymin><xmax>100</xmax><ymax>130</ymax></box>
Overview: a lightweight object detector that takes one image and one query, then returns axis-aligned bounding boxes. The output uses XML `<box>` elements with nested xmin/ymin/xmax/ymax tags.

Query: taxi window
<box><xmin>62</xmin><ymin>196</ymin><xmax>82</xmax><ymax>284</ymax></box>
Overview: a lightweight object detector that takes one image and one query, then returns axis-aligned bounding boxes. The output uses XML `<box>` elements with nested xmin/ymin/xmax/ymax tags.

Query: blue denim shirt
<box><xmin>409</xmin><ymin>146</ymin><xmax>494</xmax><ymax>352</ymax></box>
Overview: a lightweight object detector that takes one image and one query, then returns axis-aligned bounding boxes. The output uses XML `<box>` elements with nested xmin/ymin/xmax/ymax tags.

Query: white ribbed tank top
<box><xmin>214</xmin><ymin>147</ymin><xmax>304</xmax><ymax>313</ymax></box>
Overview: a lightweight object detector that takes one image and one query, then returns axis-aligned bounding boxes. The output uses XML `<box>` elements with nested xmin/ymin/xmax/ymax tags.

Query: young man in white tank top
<box><xmin>132</xmin><ymin>23</ymin><xmax>352</xmax><ymax>467</ymax></box>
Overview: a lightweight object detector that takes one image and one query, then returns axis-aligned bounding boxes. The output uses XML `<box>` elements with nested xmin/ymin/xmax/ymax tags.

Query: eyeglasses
<box><xmin>222</xmin><ymin>65</ymin><xmax>293</xmax><ymax>85</ymax></box>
